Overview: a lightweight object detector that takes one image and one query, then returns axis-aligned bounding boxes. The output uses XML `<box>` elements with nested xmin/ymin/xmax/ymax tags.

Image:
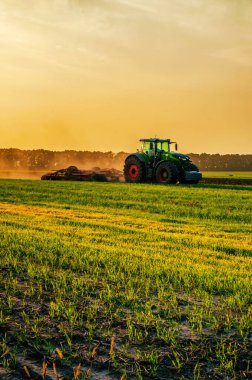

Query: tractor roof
<box><xmin>139</xmin><ymin>138</ymin><xmax>171</xmax><ymax>143</ymax></box>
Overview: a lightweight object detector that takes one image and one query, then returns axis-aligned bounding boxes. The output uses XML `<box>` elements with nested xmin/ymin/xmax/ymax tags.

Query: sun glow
<box><xmin>0</xmin><ymin>0</ymin><xmax>251</xmax><ymax>153</ymax></box>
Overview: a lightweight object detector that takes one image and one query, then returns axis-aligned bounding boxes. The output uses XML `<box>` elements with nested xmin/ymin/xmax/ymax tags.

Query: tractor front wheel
<box><xmin>124</xmin><ymin>156</ymin><xmax>145</xmax><ymax>183</ymax></box>
<box><xmin>155</xmin><ymin>162</ymin><xmax>178</xmax><ymax>184</ymax></box>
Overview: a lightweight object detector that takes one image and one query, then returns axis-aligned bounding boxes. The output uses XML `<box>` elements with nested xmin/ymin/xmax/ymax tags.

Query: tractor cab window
<box><xmin>156</xmin><ymin>141</ymin><xmax>169</xmax><ymax>152</ymax></box>
<box><xmin>141</xmin><ymin>141</ymin><xmax>150</xmax><ymax>154</ymax></box>
<box><xmin>141</xmin><ymin>141</ymin><xmax>155</xmax><ymax>158</ymax></box>
<box><xmin>161</xmin><ymin>141</ymin><xmax>169</xmax><ymax>152</ymax></box>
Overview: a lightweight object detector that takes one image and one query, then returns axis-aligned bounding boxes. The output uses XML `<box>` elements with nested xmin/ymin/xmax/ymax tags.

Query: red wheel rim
<box><xmin>160</xmin><ymin>169</ymin><xmax>168</xmax><ymax>182</ymax></box>
<box><xmin>128</xmin><ymin>164</ymin><xmax>139</xmax><ymax>179</ymax></box>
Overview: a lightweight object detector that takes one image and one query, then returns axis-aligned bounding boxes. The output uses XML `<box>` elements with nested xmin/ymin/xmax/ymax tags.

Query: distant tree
<box><xmin>0</xmin><ymin>149</ymin><xmax>251</xmax><ymax>171</ymax></box>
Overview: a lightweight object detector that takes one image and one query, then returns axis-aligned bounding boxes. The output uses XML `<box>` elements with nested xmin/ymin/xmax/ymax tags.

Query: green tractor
<box><xmin>124</xmin><ymin>138</ymin><xmax>202</xmax><ymax>184</ymax></box>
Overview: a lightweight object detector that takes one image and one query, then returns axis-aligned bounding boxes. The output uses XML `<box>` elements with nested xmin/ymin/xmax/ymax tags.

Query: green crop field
<box><xmin>0</xmin><ymin>179</ymin><xmax>251</xmax><ymax>379</ymax></box>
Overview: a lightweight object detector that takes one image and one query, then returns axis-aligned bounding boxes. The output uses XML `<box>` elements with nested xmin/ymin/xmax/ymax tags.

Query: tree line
<box><xmin>0</xmin><ymin>149</ymin><xmax>251</xmax><ymax>171</ymax></box>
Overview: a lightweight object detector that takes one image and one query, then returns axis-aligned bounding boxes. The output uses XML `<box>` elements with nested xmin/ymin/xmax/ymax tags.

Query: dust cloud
<box><xmin>0</xmin><ymin>149</ymin><xmax>126</xmax><ymax>179</ymax></box>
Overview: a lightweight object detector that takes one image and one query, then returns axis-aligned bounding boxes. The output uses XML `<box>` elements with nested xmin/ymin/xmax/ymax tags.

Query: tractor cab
<box><xmin>140</xmin><ymin>138</ymin><xmax>177</xmax><ymax>161</ymax></box>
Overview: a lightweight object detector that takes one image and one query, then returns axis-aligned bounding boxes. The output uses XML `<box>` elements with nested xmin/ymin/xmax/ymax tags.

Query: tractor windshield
<box><xmin>157</xmin><ymin>141</ymin><xmax>169</xmax><ymax>152</ymax></box>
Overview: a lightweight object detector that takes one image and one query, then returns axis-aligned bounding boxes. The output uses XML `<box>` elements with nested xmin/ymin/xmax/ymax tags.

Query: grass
<box><xmin>0</xmin><ymin>179</ymin><xmax>251</xmax><ymax>379</ymax></box>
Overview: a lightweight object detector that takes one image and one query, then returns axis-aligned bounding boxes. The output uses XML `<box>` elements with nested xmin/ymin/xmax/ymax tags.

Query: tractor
<box><xmin>124</xmin><ymin>138</ymin><xmax>202</xmax><ymax>184</ymax></box>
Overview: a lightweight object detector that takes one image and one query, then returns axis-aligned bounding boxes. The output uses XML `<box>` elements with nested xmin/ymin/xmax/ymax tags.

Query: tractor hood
<box><xmin>171</xmin><ymin>152</ymin><xmax>190</xmax><ymax>161</ymax></box>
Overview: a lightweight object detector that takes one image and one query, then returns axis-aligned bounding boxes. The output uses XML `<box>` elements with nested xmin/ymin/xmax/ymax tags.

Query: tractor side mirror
<box><xmin>175</xmin><ymin>143</ymin><xmax>178</xmax><ymax>151</ymax></box>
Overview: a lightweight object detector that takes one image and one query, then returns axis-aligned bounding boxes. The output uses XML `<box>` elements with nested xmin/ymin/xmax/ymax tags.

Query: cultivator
<box><xmin>41</xmin><ymin>166</ymin><xmax>123</xmax><ymax>182</ymax></box>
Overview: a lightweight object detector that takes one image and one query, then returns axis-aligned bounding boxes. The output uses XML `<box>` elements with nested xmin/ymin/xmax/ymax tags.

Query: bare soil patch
<box><xmin>202</xmin><ymin>177</ymin><xmax>252</xmax><ymax>185</ymax></box>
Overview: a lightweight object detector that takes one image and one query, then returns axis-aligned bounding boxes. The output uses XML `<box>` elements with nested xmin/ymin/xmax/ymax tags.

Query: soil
<box><xmin>201</xmin><ymin>178</ymin><xmax>252</xmax><ymax>185</ymax></box>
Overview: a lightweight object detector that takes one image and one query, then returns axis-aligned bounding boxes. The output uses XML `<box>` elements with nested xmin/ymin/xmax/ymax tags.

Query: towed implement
<box><xmin>41</xmin><ymin>166</ymin><xmax>123</xmax><ymax>182</ymax></box>
<box><xmin>124</xmin><ymin>138</ymin><xmax>202</xmax><ymax>184</ymax></box>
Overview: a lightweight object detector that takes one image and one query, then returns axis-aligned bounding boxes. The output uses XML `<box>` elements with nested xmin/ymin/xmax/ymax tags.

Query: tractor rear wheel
<box><xmin>124</xmin><ymin>156</ymin><xmax>145</xmax><ymax>183</ymax></box>
<box><xmin>155</xmin><ymin>162</ymin><xmax>178</xmax><ymax>184</ymax></box>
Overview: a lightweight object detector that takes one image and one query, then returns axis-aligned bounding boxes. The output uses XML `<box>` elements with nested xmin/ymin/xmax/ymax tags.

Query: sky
<box><xmin>0</xmin><ymin>0</ymin><xmax>251</xmax><ymax>154</ymax></box>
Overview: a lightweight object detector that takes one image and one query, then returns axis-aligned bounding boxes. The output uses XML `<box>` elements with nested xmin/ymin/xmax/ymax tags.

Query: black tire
<box><xmin>155</xmin><ymin>162</ymin><xmax>178</xmax><ymax>184</ymax></box>
<box><xmin>66</xmin><ymin>166</ymin><xmax>78</xmax><ymax>173</ymax></box>
<box><xmin>124</xmin><ymin>156</ymin><xmax>145</xmax><ymax>183</ymax></box>
<box><xmin>179</xmin><ymin>163</ymin><xmax>199</xmax><ymax>184</ymax></box>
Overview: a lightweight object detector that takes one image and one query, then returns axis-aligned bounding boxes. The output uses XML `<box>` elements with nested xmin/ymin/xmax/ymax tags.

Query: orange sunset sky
<box><xmin>0</xmin><ymin>0</ymin><xmax>251</xmax><ymax>154</ymax></box>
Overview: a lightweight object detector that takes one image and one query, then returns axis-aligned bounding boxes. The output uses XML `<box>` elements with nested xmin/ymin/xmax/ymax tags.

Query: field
<box><xmin>0</xmin><ymin>179</ymin><xmax>251</xmax><ymax>379</ymax></box>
